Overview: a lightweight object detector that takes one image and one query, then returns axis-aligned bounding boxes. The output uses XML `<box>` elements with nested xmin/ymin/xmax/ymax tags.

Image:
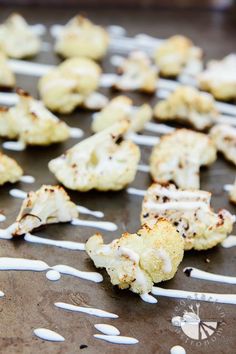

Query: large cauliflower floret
<box><xmin>13</xmin><ymin>185</ymin><xmax>78</xmax><ymax>236</ymax></box>
<box><xmin>38</xmin><ymin>57</ymin><xmax>105</xmax><ymax>114</ymax></box>
<box><xmin>141</xmin><ymin>183</ymin><xmax>235</xmax><ymax>251</ymax></box>
<box><xmin>86</xmin><ymin>220</ymin><xmax>184</xmax><ymax>295</ymax></box>
<box><xmin>0</xmin><ymin>89</ymin><xmax>70</xmax><ymax>146</ymax></box>
<box><xmin>55</xmin><ymin>15</ymin><xmax>109</xmax><ymax>60</ymax></box>
<box><xmin>150</xmin><ymin>129</ymin><xmax>216</xmax><ymax>189</ymax></box>
<box><xmin>198</xmin><ymin>54</ymin><xmax>236</xmax><ymax>101</ymax></box>
<box><xmin>154</xmin><ymin>35</ymin><xmax>203</xmax><ymax>78</ymax></box>
<box><xmin>210</xmin><ymin>124</ymin><xmax>236</xmax><ymax>166</ymax></box>
<box><xmin>154</xmin><ymin>86</ymin><xmax>219</xmax><ymax>130</ymax></box>
<box><xmin>0</xmin><ymin>13</ymin><xmax>41</xmax><ymax>58</ymax></box>
<box><xmin>92</xmin><ymin>96</ymin><xmax>152</xmax><ymax>133</ymax></box>
<box><xmin>113</xmin><ymin>51</ymin><xmax>158</xmax><ymax>94</ymax></box>
<box><xmin>0</xmin><ymin>53</ymin><xmax>15</xmax><ymax>89</ymax></box>
<box><xmin>0</xmin><ymin>152</ymin><xmax>23</xmax><ymax>185</ymax></box>
<box><xmin>49</xmin><ymin>120</ymin><xmax>140</xmax><ymax>191</ymax></box>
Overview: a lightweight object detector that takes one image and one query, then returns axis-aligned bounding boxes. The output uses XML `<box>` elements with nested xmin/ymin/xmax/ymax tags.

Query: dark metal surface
<box><xmin>0</xmin><ymin>6</ymin><xmax>236</xmax><ymax>354</ymax></box>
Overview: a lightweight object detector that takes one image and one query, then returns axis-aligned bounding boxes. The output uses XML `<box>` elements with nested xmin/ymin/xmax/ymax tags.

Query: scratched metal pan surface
<box><xmin>0</xmin><ymin>6</ymin><xmax>236</xmax><ymax>354</ymax></box>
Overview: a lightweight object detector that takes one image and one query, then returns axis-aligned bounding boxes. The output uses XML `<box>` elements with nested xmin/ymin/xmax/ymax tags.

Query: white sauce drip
<box><xmin>100</xmin><ymin>73</ymin><xmax>117</xmax><ymax>87</ymax></box>
<box><xmin>156</xmin><ymin>248</ymin><xmax>172</xmax><ymax>273</ymax></box>
<box><xmin>24</xmin><ymin>233</ymin><xmax>85</xmax><ymax>251</ymax></box>
<box><xmin>46</xmin><ymin>270</ymin><xmax>61</xmax><ymax>281</ymax></box>
<box><xmin>170</xmin><ymin>345</ymin><xmax>186</xmax><ymax>354</ymax></box>
<box><xmin>84</xmin><ymin>92</ymin><xmax>108</xmax><ymax>110</ymax></box>
<box><xmin>107</xmin><ymin>25</ymin><xmax>126</xmax><ymax>37</ymax></box>
<box><xmin>34</xmin><ymin>328</ymin><xmax>65</xmax><ymax>342</ymax></box>
<box><xmin>0</xmin><ymin>290</ymin><xmax>4</xmax><ymax>297</ymax></box>
<box><xmin>77</xmin><ymin>205</ymin><xmax>104</xmax><ymax>218</ymax></box>
<box><xmin>8</xmin><ymin>59</ymin><xmax>53</xmax><ymax>76</ymax></box>
<box><xmin>137</xmin><ymin>164</ymin><xmax>150</xmax><ymax>172</ymax></box>
<box><xmin>69</xmin><ymin>127</ymin><xmax>84</xmax><ymax>138</ymax></box>
<box><xmin>9</xmin><ymin>189</ymin><xmax>27</xmax><ymax>199</ymax></box>
<box><xmin>94</xmin><ymin>334</ymin><xmax>138</xmax><ymax>345</ymax></box>
<box><xmin>184</xmin><ymin>266</ymin><xmax>236</xmax><ymax>285</ymax></box>
<box><xmin>145</xmin><ymin>200</ymin><xmax>209</xmax><ymax>212</ymax></box>
<box><xmin>127</xmin><ymin>187</ymin><xmax>146</xmax><ymax>197</ymax></box>
<box><xmin>30</xmin><ymin>24</ymin><xmax>46</xmax><ymax>36</ymax></box>
<box><xmin>71</xmin><ymin>218</ymin><xmax>117</xmax><ymax>231</ymax></box>
<box><xmin>2</xmin><ymin>141</ymin><xmax>26</xmax><ymax>151</ymax></box>
<box><xmin>145</xmin><ymin>122</ymin><xmax>175</xmax><ymax>134</ymax></box>
<box><xmin>218</xmin><ymin>115</ymin><xmax>236</xmax><ymax>126</ymax></box>
<box><xmin>0</xmin><ymin>223</ymin><xmax>17</xmax><ymax>239</ymax></box>
<box><xmin>94</xmin><ymin>324</ymin><xmax>120</xmax><ymax>336</ymax></box>
<box><xmin>0</xmin><ymin>214</ymin><xmax>6</xmax><ymax>222</ymax></box>
<box><xmin>223</xmin><ymin>184</ymin><xmax>233</xmax><ymax>192</ymax></box>
<box><xmin>151</xmin><ymin>286</ymin><xmax>236</xmax><ymax>305</ymax></box>
<box><xmin>140</xmin><ymin>293</ymin><xmax>158</xmax><ymax>304</ymax></box>
<box><xmin>0</xmin><ymin>92</ymin><xmax>18</xmax><ymax>106</ymax></box>
<box><xmin>20</xmin><ymin>175</ymin><xmax>35</xmax><ymax>184</ymax></box>
<box><xmin>54</xmin><ymin>302</ymin><xmax>118</xmax><ymax>318</ymax></box>
<box><xmin>127</xmin><ymin>132</ymin><xmax>159</xmax><ymax>146</ymax></box>
<box><xmin>221</xmin><ymin>235</ymin><xmax>236</xmax><ymax>248</ymax></box>
<box><xmin>52</xmin><ymin>265</ymin><xmax>103</xmax><ymax>283</ymax></box>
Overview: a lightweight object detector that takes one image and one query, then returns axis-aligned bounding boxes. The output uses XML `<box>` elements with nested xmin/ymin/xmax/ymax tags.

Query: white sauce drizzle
<box><xmin>221</xmin><ymin>235</ymin><xmax>236</xmax><ymax>248</ymax></box>
<box><xmin>184</xmin><ymin>266</ymin><xmax>236</xmax><ymax>285</ymax></box>
<box><xmin>33</xmin><ymin>328</ymin><xmax>65</xmax><ymax>342</ymax></box>
<box><xmin>77</xmin><ymin>205</ymin><xmax>104</xmax><ymax>219</ymax></box>
<box><xmin>157</xmin><ymin>248</ymin><xmax>172</xmax><ymax>273</ymax></box>
<box><xmin>46</xmin><ymin>270</ymin><xmax>61</xmax><ymax>281</ymax></box>
<box><xmin>170</xmin><ymin>345</ymin><xmax>186</xmax><ymax>354</ymax></box>
<box><xmin>127</xmin><ymin>132</ymin><xmax>159</xmax><ymax>146</ymax></box>
<box><xmin>69</xmin><ymin>127</ymin><xmax>84</xmax><ymax>138</ymax></box>
<box><xmin>0</xmin><ymin>92</ymin><xmax>18</xmax><ymax>106</ymax></box>
<box><xmin>127</xmin><ymin>187</ymin><xmax>146</xmax><ymax>197</ymax></box>
<box><xmin>2</xmin><ymin>141</ymin><xmax>26</xmax><ymax>151</ymax></box>
<box><xmin>94</xmin><ymin>334</ymin><xmax>139</xmax><ymax>345</ymax></box>
<box><xmin>9</xmin><ymin>189</ymin><xmax>27</xmax><ymax>199</ymax></box>
<box><xmin>151</xmin><ymin>286</ymin><xmax>236</xmax><ymax>305</ymax></box>
<box><xmin>0</xmin><ymin>223</ymin><xmax>17</xmax><ymax>239</ymax></box>
<box><xmin>84</xmin><ymin>92</ymin><xmax>108</xmax><ymax>110</ymax></box>
<box><xmin>218</xmin><ymin>115</ymin><xmax>236</xmax><ymax>126</ymax></box>
<box><xmin>30</xmin><ymin>24</ymin><xmax>47</xmax><ymax>36</ymax></box>
<box><xmin>100</xmin><ymin>73</ymin><xmax>117</xmax><ymax>87</ymax></box>
<box><xmin>145</xmin><ymin>200</ymin><xmax>209</xmax><ymax>212</ymax></box>
<box><xmin>20</xmin><ymin>175</ymin><xmax>35</xmax><ymax>184</ymax></box>
<box><xmin>107</xmin><ymin>25</ymin><xmax>126</xmax><ymax>37</ymax></box>
<box><xmin>140</xmin><ymin>293</ymin><xmax>158</xmax><ymax>304</ymax></box>
<box><xmin>24</xmin><ymin>233</ymin><xmax>85</xmax><ymax>251</ymax></box>
<box><xmin>145</xmin><ymin>122</ymin><xmax>175</xmax><ymax>134</ymax></box>
<box><xmin>0</xmin><ymin>214</ymin><xmax>6</xmax><ymax>222</ymax></box>
<box><xmin>71</xmin><ymin>218</ymin><xmax>117</xmax><ymax>232</ymax></box>
<box><xmin>137</xmin><ymin>164</ymin><xmax>150</xmax><ymax>173</ymax></box>
<box><xmin>0</xmin><ymin>290</ymin><xmax>4</xmax><ymax>297</ymax></box>
<box><xmin>94</xmin><ymin>324</ymin><xmax>120</xmax><ymax>336</ymax></box>
<box><xmin>52</xmin><ymin>264</ymin><xmax>103</xmax><ymax>283</ymax></box>
<box><xmin>8</xmin><ymin>59</ymin><xmax>53</xmax><ymax>76</ymax></box>
<box><xmin>223</xmin><ymin>184</ymin><xmax>233</xmax><ymax>192</ymax></box>
<box><xmin>54</xmin><ymin>302</ymin><xmax>118</xmax><ymax>318</ymax></box>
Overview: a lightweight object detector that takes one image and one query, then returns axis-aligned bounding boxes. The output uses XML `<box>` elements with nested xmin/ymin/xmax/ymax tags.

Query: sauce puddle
<box><xmin>33</xmin><ymin>328</ymin><xmax>65</xmax><ymax>342</ymax></box>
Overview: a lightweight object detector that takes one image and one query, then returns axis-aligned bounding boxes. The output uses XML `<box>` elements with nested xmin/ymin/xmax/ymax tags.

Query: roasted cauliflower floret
<box><xmin>154</xmin><ymin>86</ymin><xmax>219</xmax><ymax>130</ymax></box>
<box><xmin>228</xmin><ymin>179</ymin><xmax>236</xmax><ymax>204</ymax></box>
<box><xmin>113</xmin><ymin>51</ymin><xmax>158</xmax><ymax>94</ymax></box>
<box><xmin>141</xmin><ymin>183</ymin><xmax>235</xmax><ymax>250</ymax></box>
<box><xmin>0</xmin><ymin>13</ymin><xmax>41</xmax><ymax>58</ymax></box>
<box><xmin>210</xmin><ymin>124</ymin><xmax>236</xmax><ymax>165</ymax></box>
<box><xmin>0</xmin><ymin>89</ymin><xmax>70</xmax><ymax>146</ymax></box>
<box><xmin>86</xmin><ymin>220</ymin><xmax>184</xmax><ymax>295</ymax></box>
<box><xmin>150</xmin><ymin>129</ymin><xmax>216</xmax><ymax>189</ymax></box>
<box><xmin>0</xmin><ymin>152</ymin><xmax>23</xmax><ymax>185</ymax></box>
<box><xmin>49</xmin><ymin>120</ymin><xmax>140</xmax><ymax>191</ymax></box>
<box><xmin>55</xmin><ymin>15</ymin><xmax>109</xmax><ymax>60</ymax></box>
<box><xmin>0</xmin><ymin>53</ymin><xmax>15</xmax><ymax>89</ymax></box>
<box><xmin>38</xmin><ymin>57</ymin><xmax>105</xmax><ymax>114</ymax></box>
<box><xmin>92</xmin><ymin>96</ymin><xmax>152</xmax><ymax>133</ymax></box>
<box><xmin>198</xmin><ymin>54</ymin><xmax>236</xmax><ymax>101</ymax></box>
<box><xmin>154</xmin><ymin>35</ymin><xmax>203</xmax><ymax>78</ymax></box>
<box><xmin>13</xmin><ymin>185</ymin><xmax>78</xmax><ymax>236</ymax></box>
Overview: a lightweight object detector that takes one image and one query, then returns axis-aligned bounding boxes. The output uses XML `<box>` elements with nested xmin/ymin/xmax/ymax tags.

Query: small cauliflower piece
<box><xmin>210</xmin><ymin>124</ymin><xmax>236</xmax><ymax>165</ymax></box>
<box><xmin>154</xmin><ymin>35</ymin><xmax>203</xmax><ymax>78</ymax></box>
<box><xmin>49</xmin><ymin>120</ymin><xmax>140</xmax><ymax>191</ymax></box>
<box><xmin>154</xmin><ymin>86</ymin><xmax>219</xmax><ymax>130</ymax></box>
<box><xmin>0</xmin><ymin>89</ymin><xmax>70</xmax><ymax>146</ymax></box>
<box><xmin>55</xmin><ymin>15</ymin><xmax>109</xmax><ymax>60</ymax></box>
<box><xmin>13</xmin><ymin>185</ymin><xmax>78</xmax><ymax>236</ymax></box>
<box><xmin>38</xmin><ymin>57</ymin><xmax>104</xmax><ymax>114</ymax></box>
<box><xmin>150</xmin><ymin>129</ymin><xmax>216</xmax><ymax>189</ymax></box>
<box><xmin>141</xmin><ymin>183</ymin><xmax>235</xmax><ymax>250</ymax></box>
<box><xmin>92</xmin><ymin>96</ymin><xmax>152</xmax><ymax>133</ymax></box>
<box><xmin>0</xmin><ymin>152</ymin><xmax>23</xmax><ymax>185</ymax></box>
<box><xmin>0</xmin><ymin>53</ymin><xmax>15</xmax><ymax>89</ymax></box>
<box><xmin>0</xmin><ymin>13</ymin><xmax>41</xmax><ymax>58</ymax></box>
<box><xmin>113</xmin><ymin>51</ymin><xmax>158</xmax><ymax>94</ymax></box>
<box><xmin>228</xmin><ymin>179</ymin><xmax>236</xmax><ymax>204</ymax></box>
<box><xmin>86</xmin><ymin>219</ymin><xmax>184</xmax><ymax>295</ymax></box>
<box><xmin>198</xmin><ymin>54</ymin><xmax>236</xmax><ymax>101</ymax></box>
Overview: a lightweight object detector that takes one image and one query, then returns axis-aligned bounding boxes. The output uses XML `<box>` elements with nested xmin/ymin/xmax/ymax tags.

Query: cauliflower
<box><xmin>0</xmin><ymin>13</ymin><xmax>41</xmax><ymax>58</ymax></box>
<box><xmin>0</xmin><ymin>89</ymin><xmax>70</xmax><ymax>146</ymax></box>
<box><xmin>154</xmin><ymin>35</ymin><xmax>203</xmax><ymax>78</ymax></box>
<box><xmin>210</xmin><ymin>124</ymin><xmax>236</xmax><ymax>165</ymax></box>
<box><xmin>92</xmin><ymin>96</ymin><xmax>152</xmax><ymax>133</ymax></box>
<box><xmin>55</xmin><ymin>15</ymin><xmax>109</xmax><ymax>60</ymax></box>
<box><xmin>141</xmin><ymin>183</ymin><xmax>235</xmax><ymax>250</ymax></box>
<box><xmin>113</xmin><ymin>51</ymin><xmax>158</xmax><ymax>94</ymax></box>
<box><xmin>228</xmin><ymin>179</ymin><xmax>236</xmax><ymax>204</ymax></box>
<box><xmin>0</xmin><ymin>53</ymin><xmax>15</xmax><ymax>89</ymax></box>
<box><xmin>38</xmin><ymin>57</ymin><xmax>104</xmax><ymax>114</ymax></box>
<box><xmin>13</xmin><ymin>185</ymin><xmax>78</xmax><ymax>236</ymax></box>
<box><xmin>49</xmin><ymin>120</ymin><xmax>140</xmax><ymax>191</ymax></box>
<box><xmin>154</xmin><ymin>86</ymin><xmax>219</xmax><ymax>130</ymax></box>
<box><xmin>0</xmin><ymin>152</ymin><xmax>23</xmax><ymax>185</ymax></box>
<box><xmin>198</xmin><ymin>54</ymin><xmax>236</xmax><ymax>101</ymax></box>
<box><xmin>86</xmin><ymin>219</ymin><xmax>184</xmax><ymax>295</ymax></box>
<box><xmin>150</xmin><ymin>129</ymin><xmax>216</xmax><ymax>189</ymax></box>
